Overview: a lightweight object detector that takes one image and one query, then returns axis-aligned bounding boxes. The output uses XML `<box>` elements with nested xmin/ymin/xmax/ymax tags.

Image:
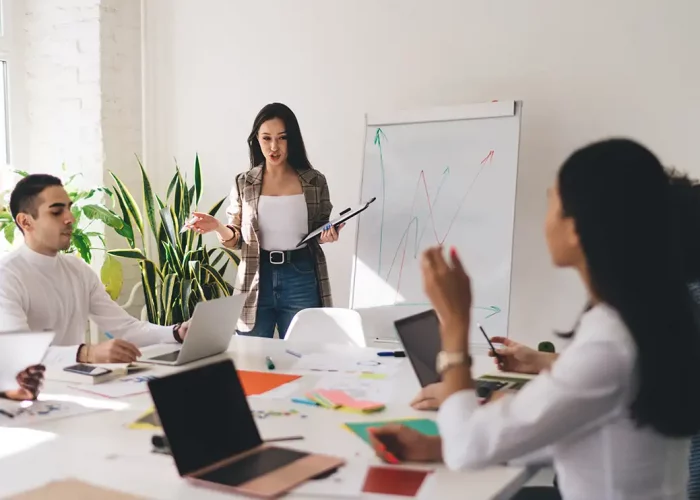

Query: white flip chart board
<box><xmin>350</xmin><ymin>101</ymin><xmax>522</xmax><ymax>344</ymax></box>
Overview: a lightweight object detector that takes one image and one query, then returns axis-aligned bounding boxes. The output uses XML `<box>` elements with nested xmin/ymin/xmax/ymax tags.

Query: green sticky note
<box><xmin>344</xmin><ymin>418</ymin><xmax>439</xmax><ymax>446</ymax></box>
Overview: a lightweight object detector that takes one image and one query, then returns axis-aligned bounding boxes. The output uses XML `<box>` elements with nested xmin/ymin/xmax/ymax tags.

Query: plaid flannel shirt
<box><xmin>222</xmin><ymin>165</ymin><xmax>333</xmax><ymax>332</ymax></box>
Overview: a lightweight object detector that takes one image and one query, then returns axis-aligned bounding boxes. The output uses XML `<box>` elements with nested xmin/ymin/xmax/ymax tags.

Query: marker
<box><xmin>292</xmin><ymin>397</ymin><xmax>318</xmax><ymax>407</ymax></box>
<box><xmin>377</xmin><ymin>351</ymin><xmax>406</xmax><ymax>357</ymax></box>
<box><xmin>477</xmin><ymin>323</ymin><xmax>504</xmax><ymax>364</ymax></box>
<box><xmin>339</xmin><ymin>208</ymin><xmax>351</xmax><ymax>216</ymax></box>
<box><xmin>265</xmin><ymin>356</ymin><xmax>275</xmax><ymax>370</ymax></box>
<box><xmin>285</xmin><ymin>349</ymin><xmax>302</xmax><ymax>358</ymax></box>
<box><xmin>105</xmin><ymin>332</ymin><xmax>114</xmax><ymax>340</ymax></box>
<box><xmin>264</xmin><ymin>436</ymin><xmax>304</xmax><ymax>443</ymax></box>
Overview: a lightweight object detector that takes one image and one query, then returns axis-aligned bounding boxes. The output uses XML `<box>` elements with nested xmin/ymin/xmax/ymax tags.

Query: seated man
<box><xmin>0</xmin><ymin>174</ymin><xmax>189</xmax><ymax>364</ymax></box>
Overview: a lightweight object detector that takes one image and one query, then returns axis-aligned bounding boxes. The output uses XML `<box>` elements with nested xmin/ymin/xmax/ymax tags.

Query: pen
<box><xmin>285</xmin><ymin>349</ymin><xmax>302</xmax><ymax>358</ymax></box>
<box><xmin>377</xmin><ymin>351</ymin><xmax>406</xmax><ymax>357</ymax></box>
<box><xmin>265</xmin><ymin>356</ymin><xmax>275</xmax><ymax>370</ymax></box>
<box><xmin>264</xmin><ymin>436</ymin><xmax>304</xmax><ymax>443</ymax></box>
<box><xmin>105</xmin><ymin>332</ymin><xmax>114</xmax><ymax>339</ymax></box>
<box><xmin>0</xmin><ymin>409</ymin><xmax>15</xmax><ymax>419</ymax></box>
<box><xmin>477</xmin><ymin>323</ymin><xmax>504</xmax><ymax>364</ymax></box>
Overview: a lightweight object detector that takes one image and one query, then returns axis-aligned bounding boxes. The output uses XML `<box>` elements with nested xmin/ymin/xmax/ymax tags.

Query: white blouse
<box><xmin>257</xmin><ymin>194</ymin><xmax>309</xmax><ymax>251</ymax></box>
<box><xmin>437</xmin><ymin>304</ymin><xmax>690</xmax><ymax>500</ymax></box>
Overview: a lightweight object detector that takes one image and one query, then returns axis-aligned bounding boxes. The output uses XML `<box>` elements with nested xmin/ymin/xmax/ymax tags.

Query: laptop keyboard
<box><xmin>150</xmin><ymin>350</ymin><xmax>181</xmax><ymax>362</ymax></box>
<box><xmin>197</xmin><ymin>447</ymin><xmax>308</xmax><ymax>486</ymax></box>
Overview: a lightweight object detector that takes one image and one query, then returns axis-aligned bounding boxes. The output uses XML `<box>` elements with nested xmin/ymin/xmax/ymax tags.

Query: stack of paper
<box><xmin>302</xmin><ymin>389</ymin><xmax>385</xmax><ymax>413</ymax></box>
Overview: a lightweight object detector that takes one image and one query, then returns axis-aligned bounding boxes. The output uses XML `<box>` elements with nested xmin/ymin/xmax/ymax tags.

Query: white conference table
<box><xmin>0</xmin><ymin>336</ymin><xmax>533</xmax><ymax>499</ymax></box>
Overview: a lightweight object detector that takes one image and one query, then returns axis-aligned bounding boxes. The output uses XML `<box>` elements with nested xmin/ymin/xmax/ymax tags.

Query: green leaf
<box><xmin>12</xmin><ymin>169</ymin><xmax>29</xmax><ymax>177</ymax></box>
<box><xmin>108</xmin><ymin>248</ymin><xmax>147</xmax><ymax>260</ymax></box>
<box><xmin>3</xmin><ymin>222</ymin><xmax>15</xmax><ymax>245</ymax></box>
<box><xmin>179</xmin><ymin>279</ymin><xmax>193</xmax><ymax>320</ymax></box>
<box><xmin>159</xmin><ymin>207</ymin><xmax>179</xmax><ymax>250</ymax></box>
<box><xmin>217</xmin><ymin>247</ymin><xmax>241</xmax><ymax>267</ymax></box>
<box><xmin>0</xmin><ymin>212</ymin><xmax>13</xmax><ymax>222</ymax></box>
<box><xmin>208</xmin><ymin>196</ymin><xmax>227</xmax><ymax>217</ymax></box>
<box><xmin>72</xmin><ymin>231</ymin><xmax>92</xmax><ymax>263</ymax></box>
<box><xmin>137</xmin><ymin>156</ymin><xmax>158</xmax><ymax>237</ymax></box>
<box><xmin>166</xmin><ymin>172</ymin><xmax>178</xmax><ymax>200</ymax></box>
<box><xmin>84</xmin><ymin>231</ymin><xmax>107</xmax><ymax>248</ymax></box>
<box><xmin>162</xmin><ymin>273</ymin><xmax>178</xmax><ymax>324</ymax></box>
<box><xmin>109</xmin><ymin>171</ymin><xmax>144</xmax><ymax>237</ymax></box>
<box><xmin>101</xmin><ymin>254</ymin><xmax>124</xmax><ymax>300</ymax></box>
<box><xmin>65</xmin><ymin>173</ymin><xmax>83</xmax><ymax>187</ymax></box>
<box><xmin>188</xmin><ymin>260</ymin><xmax>202</xmax><ymax>283</ymax></box>
<box><xmin>218</xmin><ymin>259</ymin><xmax>229</xmax><ymax>277</ymax></box>
<box><xmin>155</xmin><ymin>195</ymin><xmax>166</xmax><ymax>211</ymax></box>
<box><xmin>194</xmin><ymin>153</ymin><xmax>202</xmax><ymax>206</ymax></box>
<box><xmin>202</xmin><ymin>264</ymin><xmax>230</xmax><ymax>297</ymax></box>
<box><xmin>141</xmin><ymin>260</ymin><xmax>159</xmax><ymax>323</ymax></box>
<box><xmin>82</xmin><ymin>204</ymin><xmax>124</xmax><ymax>231</ymax></box>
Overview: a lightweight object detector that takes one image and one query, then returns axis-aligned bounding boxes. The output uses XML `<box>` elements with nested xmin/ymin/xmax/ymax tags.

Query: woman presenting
<box><xmin>186</xmin><ymin>103</ymin><xmax>343</xmax><ymax>338</ymax></box>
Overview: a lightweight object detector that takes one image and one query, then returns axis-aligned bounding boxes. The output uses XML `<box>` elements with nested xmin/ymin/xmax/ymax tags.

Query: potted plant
<box><xmin>107</xmin><ymin>155</ymin><xmax>239</xmax><ymax>325</ymax></box>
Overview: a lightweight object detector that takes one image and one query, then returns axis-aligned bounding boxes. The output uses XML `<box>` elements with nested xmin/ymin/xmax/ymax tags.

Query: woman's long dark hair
<box><xmin>557</xmin><ymin>138</ymin><xmax>700</xmax><ymax>437</ymax></box>
<box><xmin>247</xmin><ymin>103</ymin><xmax>314</xmax><ymax>172</ymax></box>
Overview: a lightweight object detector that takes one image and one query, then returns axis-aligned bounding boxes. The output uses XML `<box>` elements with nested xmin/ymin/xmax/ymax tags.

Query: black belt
<box><xmin>261</xmin><ymin>247</ymin><xmax>312</xmax><ymax>265</ymax></box>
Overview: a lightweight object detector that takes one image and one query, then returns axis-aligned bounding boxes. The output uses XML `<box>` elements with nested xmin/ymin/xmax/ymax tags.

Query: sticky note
<box><xmin>344</xmin><ymin>418</ymin><xmax>439</xmax><ymax>446</ymax></box>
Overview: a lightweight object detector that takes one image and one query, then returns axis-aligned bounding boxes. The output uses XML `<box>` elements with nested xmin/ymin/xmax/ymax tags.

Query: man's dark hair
<box><xmin>9</xmin><ymin>174</ymin><xmax>63</xmax><ymax>228</ymax></box>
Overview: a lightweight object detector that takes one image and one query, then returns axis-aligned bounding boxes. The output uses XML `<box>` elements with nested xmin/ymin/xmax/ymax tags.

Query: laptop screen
<box><xmin>394</xmin><ymin>310</ymin><xmax>442</xmax><ymax>387</ymax></box>
<box><xmin>148</xmin><ymin>359</ymin><xmax>262</xmax><ymax>476</ymax></box>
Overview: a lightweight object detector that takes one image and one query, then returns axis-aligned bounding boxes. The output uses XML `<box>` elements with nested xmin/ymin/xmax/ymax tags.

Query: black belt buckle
<box><xmin>269</xmin><ymin>250</ymin><xmax>285</xmax><ymax>265</ymax></box>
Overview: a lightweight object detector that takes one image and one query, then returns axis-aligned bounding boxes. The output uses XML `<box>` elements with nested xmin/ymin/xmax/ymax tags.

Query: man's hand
<box><xmin>84</xmin><ymin>339</ymin><xmax>141</xmax><ymax>363</ymax></box>
<box><xmin>368</xmin><ymin>425</ymin><xmax>443</xmax><ymax>463</ymax></box>
<box><xmin>410</xmin><ymin>382</ymin><xmax>445</xmax><ymax>411</ymax></box>
<box><xmin>177</xmin><ymin>321</ymin><xmax>190</xmax><ymax>342</ymax></box>
<box><xmin>3</xmin><ymin>365</ymin><xmax>45</xmax><ymax>401</ymax></box>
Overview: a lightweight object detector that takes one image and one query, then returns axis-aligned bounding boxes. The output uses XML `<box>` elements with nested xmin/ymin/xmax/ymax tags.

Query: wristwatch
<box><xmin>436</xmin><ymin>351</ymin><xmax>471</xmax><ymax>375</ymax></box>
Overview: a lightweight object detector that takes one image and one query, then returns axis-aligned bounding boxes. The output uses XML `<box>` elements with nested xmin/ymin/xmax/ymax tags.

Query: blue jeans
<box><xmin>238</xmin><ymin>251</ymin><xmax>321</xmax><ymax>339</ymax></box>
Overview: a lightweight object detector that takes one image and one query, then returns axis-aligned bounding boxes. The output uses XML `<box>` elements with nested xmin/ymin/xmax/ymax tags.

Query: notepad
<box><xmin>8</xmin><ymin>479</ymin><xmax>145</xmax><ymax>499</ymax></box>
<box><xmin>344</xmin><ymin>418</ymin><xmax>439</xmax><ymax>446</ymax></box>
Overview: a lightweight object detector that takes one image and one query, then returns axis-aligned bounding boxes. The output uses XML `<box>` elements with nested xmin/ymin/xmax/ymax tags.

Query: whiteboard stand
<box><xmin>350</xmin><ymin>101</ymin><xmax>522</xmax><ymax>347</ymax></box>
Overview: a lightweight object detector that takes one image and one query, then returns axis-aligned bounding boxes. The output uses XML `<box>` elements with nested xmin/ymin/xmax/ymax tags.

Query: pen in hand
<box><xmin>478</xmin><ymin>323</ymin><xmax>504</xmax><ymax>365</ymax></box>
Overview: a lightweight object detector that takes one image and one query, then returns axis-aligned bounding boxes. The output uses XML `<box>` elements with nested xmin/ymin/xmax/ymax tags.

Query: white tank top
<box><xmin>257</xmin><ymin>194</ymin><xmax>308</xmax><ymax>251</ymax></box>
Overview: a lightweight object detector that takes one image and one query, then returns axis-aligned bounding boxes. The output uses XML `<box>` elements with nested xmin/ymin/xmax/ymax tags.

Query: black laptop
<box><xmin>147</xmin><ymin>360</ymin><xmax>344</xmax><ymax>498</ymax></box>
<box><xmin>394</xmin><ymin>310</ymin><xmax>526</xmax><ymax>395</ymax></box>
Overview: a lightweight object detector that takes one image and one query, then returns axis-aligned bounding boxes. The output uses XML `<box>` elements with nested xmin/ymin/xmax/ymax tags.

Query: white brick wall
<box><xmin>21</xmin><ymin>0</ymin><xmax>145</xmax><ymax>315</ymax></box>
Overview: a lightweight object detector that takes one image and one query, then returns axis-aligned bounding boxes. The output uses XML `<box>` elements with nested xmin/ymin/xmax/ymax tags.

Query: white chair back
<box><xmin>284</xmin><ymin>308</ymin><xmax>366</xmax><ymax>347</ymax></box>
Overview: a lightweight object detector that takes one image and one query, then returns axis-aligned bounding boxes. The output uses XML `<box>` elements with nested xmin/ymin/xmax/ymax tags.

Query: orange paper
<box><xmin>237</xmin><ymin>370</ymin><xmax>301</xmax><ymax>396</ymax></box>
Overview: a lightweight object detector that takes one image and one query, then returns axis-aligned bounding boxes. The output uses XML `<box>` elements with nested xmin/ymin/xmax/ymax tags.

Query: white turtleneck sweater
<box><xmin>0</xmin><ymin>245</ymin><xmax>175</xmax><ymax>365</ymax></box>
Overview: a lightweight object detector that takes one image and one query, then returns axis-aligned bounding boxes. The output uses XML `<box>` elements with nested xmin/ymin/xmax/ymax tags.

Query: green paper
<box><xmin>345</xmin><ymin>418</ymin><xmax>439</xmax><ymax>446</ymax></box>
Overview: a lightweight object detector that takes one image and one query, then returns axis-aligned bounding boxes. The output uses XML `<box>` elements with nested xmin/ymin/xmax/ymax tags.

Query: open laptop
<box><xmin>139</xmin><ymin>294</ymin><xmax>246</xmax><ymax>366</ymax></box>
<box><xmin>148</xmin><ymin>359</ymin><xmax>345</xmax><ymax>498</ymax></box>
<box><xmin>0</xmin><ymin>331</ymin><xmax>55</xmax><ymax>392</ymax></box>
<box><xmin>394</xmin><ymin>310</ymin><xmax>530</xmax><ymax>394</ymax></box>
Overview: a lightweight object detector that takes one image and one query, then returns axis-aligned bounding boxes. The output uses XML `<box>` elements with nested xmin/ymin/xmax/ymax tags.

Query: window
<box><xmin>0</xmin><ymin>0</ymin><xmax>15</xmax><ymax>170</ymax></box>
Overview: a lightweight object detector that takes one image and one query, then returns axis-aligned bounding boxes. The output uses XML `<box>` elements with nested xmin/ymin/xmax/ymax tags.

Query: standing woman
<box><xmin>187</xmin><ymin>103</ymin><xmax>342</xmax><ymax>338</ymax></box>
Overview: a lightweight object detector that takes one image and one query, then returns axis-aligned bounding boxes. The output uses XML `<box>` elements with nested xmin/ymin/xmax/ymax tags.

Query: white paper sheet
<box><xmin>291</xmin><ymin>352</ymin><xmax>402</xmax><ymax>376</ymax></box>
<box><xmin>0</xmin><ymin>396</ymin><xmax>110</xmax><ymax>427</ymax></box>
<box><xmin>69</xmin><ymin>374</ymin><xmax>158</xmax><ymax>399</ymax></box>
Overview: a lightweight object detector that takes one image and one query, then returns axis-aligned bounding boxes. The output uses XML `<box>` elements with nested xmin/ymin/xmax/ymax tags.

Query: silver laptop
<box><xmin>139</xmin><ymin>294</ymin><xmax>246</xmax><ymax>366</ymax></box>
<box><xmin>0</xmin><ymin>331</ymin><xmax>55</xmax><ymax>390</ymax></box>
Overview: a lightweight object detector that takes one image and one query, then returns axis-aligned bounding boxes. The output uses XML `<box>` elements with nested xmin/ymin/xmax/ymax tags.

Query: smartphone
<box><xmin>63</xmin><ymin>363</ymin><xmax>112</xmax><ymax>377</ymax></box>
